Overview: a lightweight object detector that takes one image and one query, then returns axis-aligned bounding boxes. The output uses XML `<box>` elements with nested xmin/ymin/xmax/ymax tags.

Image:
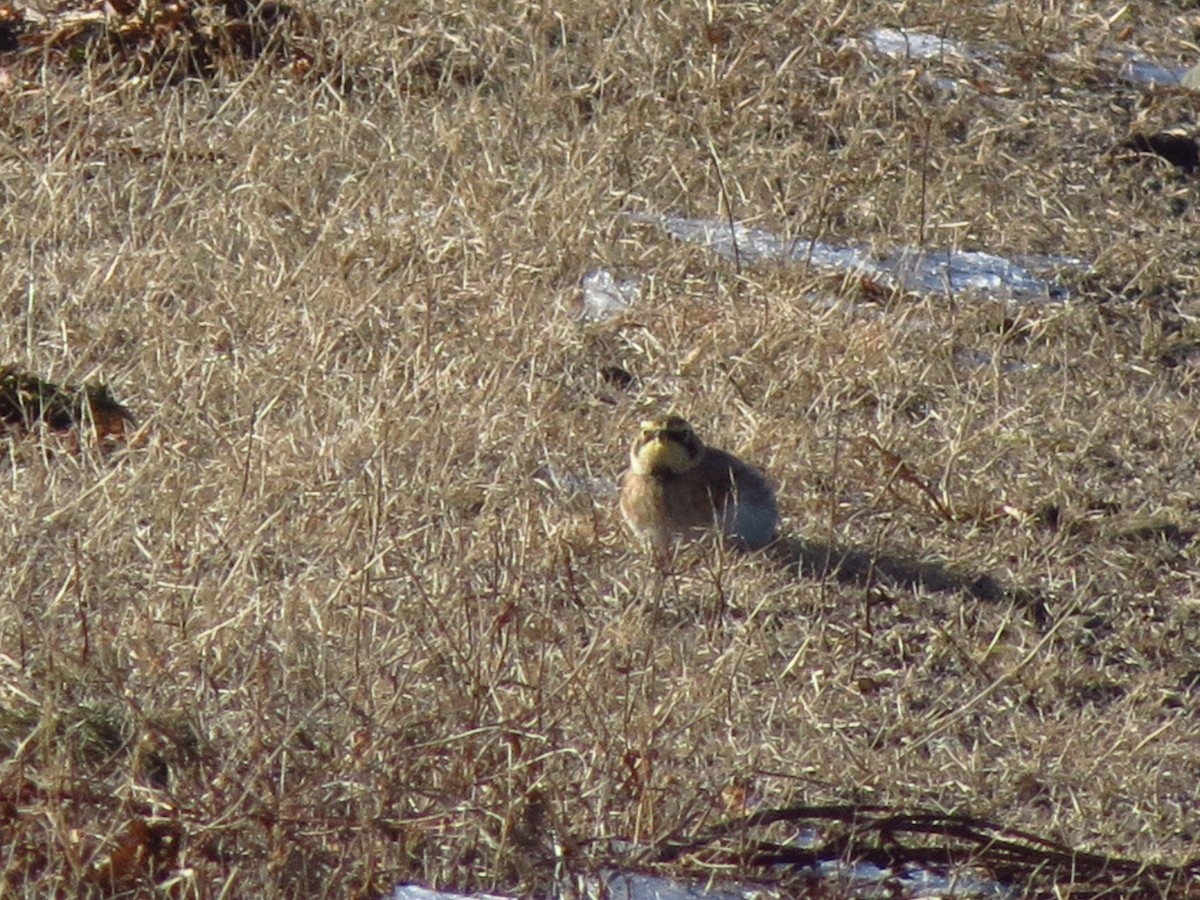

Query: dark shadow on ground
<box><xmin>766</xmin><ymin>535</ymin><xmax>1051</xmax><ymax>625</ymax></box>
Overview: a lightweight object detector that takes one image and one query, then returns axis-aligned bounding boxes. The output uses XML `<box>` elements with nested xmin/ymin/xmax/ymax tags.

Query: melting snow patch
<box><xmin>1104</xmin><ymin>47</ymin><xmax>1186</xmax><ymax>86</ymax></box>
<box><xmin>388</xmin><ymin>874</ymin><xmax>774</xmax><ymax>900</ymax></box>
<box><xmin>388</xmin><ymin>864</ymin><xmax>1011</xmax><ymax>900</ymax></box>
<box><xmin>388</xmin><ymin>888</ymin><xmax>507</xmax><ymax>900</ymax></box>
<box><xmin>864</xmin><ymin>28</ymin><xmax>1188</xmax><ymax>95</ymax></box>
<box><xmin>580</xmin><ymin>268</ymin><xmax>641</xmax><ymax>322</ymax></box>
<box><xmin>865</xmin><ymin>27</ymin><xmax>976</xmax><ymax>61</ymax></box>
<box><xmin>872</xmin><ymin>247</ymin><xmax>1074</xmax><ymax>300</ymax></box>
<box><xmin>533</xmin><ymin>465</ymin><xmax>619</xmax><ymax>498</ymax></box>
<box><xmin>631</xmin><ymin>214</ymin><xmax>1085</xmax><ymax>303</ymax></box>
<box><xmin>953</xmin><ymin>348</ymin><xmax>1036</xmax><ymax>374</ymax></box>
<box><xmin>594</xmin><ymin>872</ymin><xmax>768</xmax><ymax>900</ymax></box>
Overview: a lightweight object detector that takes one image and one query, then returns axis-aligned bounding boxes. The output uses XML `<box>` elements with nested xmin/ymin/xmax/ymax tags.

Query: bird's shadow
<box><xmin>764</xmin><ymin>534</ymin><xmax>1050</xmax><ymax>626</ymax></box>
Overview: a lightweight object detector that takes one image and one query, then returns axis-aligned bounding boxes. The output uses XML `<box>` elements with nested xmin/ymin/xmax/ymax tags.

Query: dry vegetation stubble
<box><xmin>1</xmin><ymin>0</ymin><xmax>1200</xmax><ymax>894</ymax></box>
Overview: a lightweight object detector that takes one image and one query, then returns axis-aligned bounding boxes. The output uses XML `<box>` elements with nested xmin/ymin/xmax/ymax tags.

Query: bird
<box><xmin>619</xmin><ymin>414</ymin><xmax>779</xmax><ymax>555</ymax></box>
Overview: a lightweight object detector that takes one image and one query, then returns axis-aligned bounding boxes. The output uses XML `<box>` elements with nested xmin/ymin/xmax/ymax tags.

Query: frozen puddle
<box><xmin>630</xmin><ymin>213</ymin><xmax>1084</xmax><ymax>303</ymax></box>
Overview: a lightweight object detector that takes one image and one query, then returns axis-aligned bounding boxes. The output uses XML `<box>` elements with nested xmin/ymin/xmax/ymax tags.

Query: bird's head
<box><xmin>629</xmin><ymin>414</ymin><xmax>704</xmax><ymax>475</ymax></box>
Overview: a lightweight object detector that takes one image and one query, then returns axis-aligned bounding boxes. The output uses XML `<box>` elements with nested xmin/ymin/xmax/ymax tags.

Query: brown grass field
<box><xmin>3</xmin><ymin>0</ymin><xmax>1200</xmax><ymax>896</ymax></box>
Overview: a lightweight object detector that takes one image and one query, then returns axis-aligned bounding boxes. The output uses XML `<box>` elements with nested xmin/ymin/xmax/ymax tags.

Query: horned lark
<box><xmin>620</xmin><ymin>414</ymin><xmax>779</xmax><ymax>554</ymax></box>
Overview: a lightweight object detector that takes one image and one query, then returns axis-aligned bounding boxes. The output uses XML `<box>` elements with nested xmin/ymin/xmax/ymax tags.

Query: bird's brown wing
<box><xmin>694</xmin><ymin>448</ymin><xmax>779</xmax><ymax>549</ymax></box>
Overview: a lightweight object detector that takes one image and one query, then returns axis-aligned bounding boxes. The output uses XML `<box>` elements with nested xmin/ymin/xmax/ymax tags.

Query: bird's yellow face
<box><xmin>630</xmin><ymin>415</ymin><xmax>704</xmax><ymax>475</ymax></box>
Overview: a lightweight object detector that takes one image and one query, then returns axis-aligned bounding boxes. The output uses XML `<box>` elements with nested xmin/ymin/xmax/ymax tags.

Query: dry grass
<box><xmin>2</xmin><ymin>0</ymin><xmax>1200</xmax><ymax>896</ymax></box>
